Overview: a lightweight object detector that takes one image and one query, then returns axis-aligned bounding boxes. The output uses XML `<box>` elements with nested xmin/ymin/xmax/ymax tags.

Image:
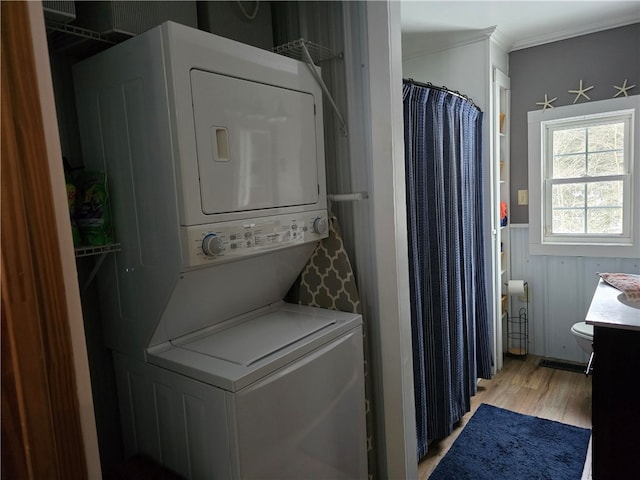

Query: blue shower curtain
<box><xmin>403</xmin><ymin>81</ymin><xmax>493</xmax><ymax>460</ymax></box>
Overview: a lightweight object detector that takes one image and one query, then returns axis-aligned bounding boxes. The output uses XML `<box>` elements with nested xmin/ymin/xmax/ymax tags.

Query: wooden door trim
<box><xmin>1</xmin><ymin>1</ymin><xmax>88</xmax><ymax>478</ymax></box>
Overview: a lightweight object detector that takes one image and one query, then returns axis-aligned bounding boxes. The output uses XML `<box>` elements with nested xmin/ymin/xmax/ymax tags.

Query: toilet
<box><xmin>571</xmin><ymin>321</ymin><xmax>594</xmax><ymax>354</ymax></box>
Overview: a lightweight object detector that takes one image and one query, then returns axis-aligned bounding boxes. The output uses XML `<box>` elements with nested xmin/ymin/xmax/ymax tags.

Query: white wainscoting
<box><xmin>508</xmin><ymin>224</ymin><xmax>640</xmax><ymax>363</ymax></box>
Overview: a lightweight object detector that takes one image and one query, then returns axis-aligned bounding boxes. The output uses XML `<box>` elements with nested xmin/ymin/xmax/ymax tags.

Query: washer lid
<box><xmin>177</xmin><ymin>310</ymin><xmax>335</xmax><ymax>366</ymax></box>
<box><xmin>147</xmin><ymin>303</ymin><xmax>362</xmax><ymax>391</ymax></box>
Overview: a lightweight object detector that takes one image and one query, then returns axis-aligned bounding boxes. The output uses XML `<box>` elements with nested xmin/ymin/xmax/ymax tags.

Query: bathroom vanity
<box><xmin>585</xmin><ymin>278</ymin><xmax>640</xmax><ymax>478</ymax></box>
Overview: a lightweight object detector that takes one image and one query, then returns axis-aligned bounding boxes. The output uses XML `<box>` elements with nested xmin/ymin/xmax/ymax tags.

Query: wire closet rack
<box><xmin>273</xmin><ymin>38</ymin><xmax>347</xmax><ymax>136</ymax></box>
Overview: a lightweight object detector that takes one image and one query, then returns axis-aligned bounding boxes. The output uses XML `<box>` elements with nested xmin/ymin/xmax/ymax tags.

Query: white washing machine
<box><xmin>73</xmin><ymin>22</ymin><xmax>367</xmax><ymax>479</ymax></box>
<box><xmin>116</xmin><ymin>302</ymin><xmax>366</xmax><ymax>479</ymax></box>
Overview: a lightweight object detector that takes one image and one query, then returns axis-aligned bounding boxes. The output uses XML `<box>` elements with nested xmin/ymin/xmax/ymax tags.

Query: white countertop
<box><xmin>585</xmin><ymin>278</ymin><xmax>640</xmax><ymax>331</ymax></box>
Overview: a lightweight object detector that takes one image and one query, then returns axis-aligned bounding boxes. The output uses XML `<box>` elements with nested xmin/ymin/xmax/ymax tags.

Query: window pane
<box><xmin>588</xmin><ymin>122</ymin><xmax>624</xmax><ymax>152</ymax></box>
<box><xmin>587</xmin><ymin>181</ymin><xmax>623</xmax><ymax>207</ymax></box>
<box><xmin>552</xmin><ymin>209</ymin><xmax>584</xmax><ymax>234</ymax></box>
<box><xmin>588</xmin><ymin>151</ymin><xmax>624</xmax><ymax>176</ymax></box>
<box><xmin>553</xmin><ymin>127</ymin><xmax>586</xmax><ymax>155</ymax></box>
<box><xmin>552</xmin><ymin>183</ymin><xmax>585</xmax><ymax>208</ymax></box>
<box><xmin>537</xmin><ymin>101</ymin><xmax>634</xmax><ymax>249</ymax></box>
<box><xmin>587</xmin><ymin>208</ymin><xmax>623</xmax><ymax>234</ymax></box>
<box><xmin>553</xmin><ymin>153</ymin><xmax>585</xmax><ymax>178</ymax></box>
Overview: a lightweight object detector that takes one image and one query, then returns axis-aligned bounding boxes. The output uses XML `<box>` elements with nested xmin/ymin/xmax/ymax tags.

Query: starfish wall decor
<box><xmin>568</xmin><ymin>79</ymin><xmax>594</xmax><ymax>103</ymax></box>
<box><xmin>536</xmin><ymin>94</ymin><xmax>557</xmax><ymax>110</ymax></box>
<box><xmin>535</xmin><ymin>78</ymin><xmax>637</xmax><ymax>110</ymax></box>
<box><xmin>613</xmin><ymin>79</ymin><xmax>636</xmax><ymax>97</ymax></box>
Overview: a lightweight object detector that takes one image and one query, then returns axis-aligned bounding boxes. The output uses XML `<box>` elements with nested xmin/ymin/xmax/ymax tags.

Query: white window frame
<box><xmin>528</xmin><ymin>95</ymin><xmax>640</xmax><ymax>257</ymax></box>
<box><xmin>543</xmin><ymin>111</ymin><xmax>632</xmax><ymax>242</ymax></box>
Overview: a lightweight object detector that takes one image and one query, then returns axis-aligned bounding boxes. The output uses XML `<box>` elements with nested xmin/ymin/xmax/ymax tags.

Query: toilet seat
<box><xmin>571</xmin><ymin>321</ymin><xmax>594</xmax><ymax>340</ymax></box>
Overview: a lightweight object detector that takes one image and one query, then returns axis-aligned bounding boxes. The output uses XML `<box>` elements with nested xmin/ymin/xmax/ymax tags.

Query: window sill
<box><xmin>529</xmin><ymin>241</ymin><xmax>638</xmax><ymax>258</ymax></box>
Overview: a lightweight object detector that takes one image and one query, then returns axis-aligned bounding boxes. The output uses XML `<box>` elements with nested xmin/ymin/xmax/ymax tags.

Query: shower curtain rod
<box><xmin>403</xmin><ymin>78</ymin><xmax>481</xmax><ymax>112</ymax></box>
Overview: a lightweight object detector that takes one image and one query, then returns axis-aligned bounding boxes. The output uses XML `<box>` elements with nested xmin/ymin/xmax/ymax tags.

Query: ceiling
<box><xmin>400</xmin><ymin>0</ymin><xmax>640</xmax><ymax>58</ymax></box>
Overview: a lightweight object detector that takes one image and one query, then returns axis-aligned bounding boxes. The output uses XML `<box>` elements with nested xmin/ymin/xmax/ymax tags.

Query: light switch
<box><xmin>518</xmin><ymin>189</ymin><xmax>529</xmax><ymax>205</ymax></box>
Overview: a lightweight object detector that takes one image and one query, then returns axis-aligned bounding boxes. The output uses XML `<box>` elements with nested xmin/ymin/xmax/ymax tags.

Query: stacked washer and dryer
<box><xmin>74</xmin><ymin>22</ymin><xmax>367</xmax><ymax>479</ymax></box>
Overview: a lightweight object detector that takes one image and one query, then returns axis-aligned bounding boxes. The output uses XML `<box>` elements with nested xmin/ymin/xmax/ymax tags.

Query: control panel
<box><xmin>182</xmin><ymin>210</ymin><xmax>329</xmax><ymax>267</ymax></box>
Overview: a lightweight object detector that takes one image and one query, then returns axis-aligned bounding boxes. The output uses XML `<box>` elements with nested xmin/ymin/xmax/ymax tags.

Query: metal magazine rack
<box><xmin>506</xmin><ymin>281</ymin><xmax>529</xmax><ymax>357</ymax></box>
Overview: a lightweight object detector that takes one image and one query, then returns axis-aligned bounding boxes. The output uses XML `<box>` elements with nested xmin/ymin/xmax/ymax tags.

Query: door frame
<box><xmin>1</xmin><ymin>1</ymin><xmax>101</xmax><ymax>478</ymax></box>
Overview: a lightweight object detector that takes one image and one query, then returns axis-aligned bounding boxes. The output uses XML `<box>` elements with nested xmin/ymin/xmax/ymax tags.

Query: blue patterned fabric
<box><xmin>403</xmin><ymin>81</ymin><xmax>493</xmax><ymax>460</ymax></box>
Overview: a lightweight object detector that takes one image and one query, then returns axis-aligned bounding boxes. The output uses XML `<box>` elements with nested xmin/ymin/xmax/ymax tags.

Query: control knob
<box><xmin>202</xmin><ymin>233</ymin><xmax>225</xmax><ymax>256</ymax></box>
<box><xmin>312</xmin><ymin>217</ymin><xmax>328</xmax><ymax>235</ymax></box>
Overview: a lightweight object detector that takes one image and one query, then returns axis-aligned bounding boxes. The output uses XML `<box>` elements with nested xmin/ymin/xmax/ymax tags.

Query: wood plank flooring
<box><xmin>417</xmin><ymin>354</ymin><xmax>593</xmax><ymax>479</ymax></box>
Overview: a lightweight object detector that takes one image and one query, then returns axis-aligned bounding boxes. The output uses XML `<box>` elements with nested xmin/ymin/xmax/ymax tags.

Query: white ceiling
<box><xmin>400</xmin><ymin>0</ymin><xmax>640</xmax><ymax>58</ymax></box>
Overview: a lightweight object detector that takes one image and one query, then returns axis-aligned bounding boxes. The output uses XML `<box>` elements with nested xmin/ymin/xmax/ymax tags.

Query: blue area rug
<box><xmin>429</xmin><ymin>403</ymin><xmax>591</xmax><ymax>480</ymax></box>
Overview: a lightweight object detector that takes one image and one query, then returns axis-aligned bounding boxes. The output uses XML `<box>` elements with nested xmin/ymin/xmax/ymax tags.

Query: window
<box><xmin>545</xmin><ymin>112</ymin><xmax>631</xmax><ymax>239</ymax></box>
<box><xmin>528</xmin><ymin>96</ymin><xmax>639</xmax><ymax>257</ymax></box>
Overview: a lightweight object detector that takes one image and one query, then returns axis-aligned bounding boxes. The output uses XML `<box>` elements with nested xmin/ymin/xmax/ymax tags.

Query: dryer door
<box><xmin>190</xmin><ymin>70</ymin><xmax>319</xmax><ymax>215</ymax></box>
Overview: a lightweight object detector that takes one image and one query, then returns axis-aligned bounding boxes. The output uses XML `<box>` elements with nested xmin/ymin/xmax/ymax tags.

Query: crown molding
<box><xmin>510</xmin><ymin>17</ymin><xmax>639</xmax><ymax>51</ymax></box>
<box><xmin>402</xmin><ymin>25</ymin><xmax>498</xmax><ymax>60</ymax></box>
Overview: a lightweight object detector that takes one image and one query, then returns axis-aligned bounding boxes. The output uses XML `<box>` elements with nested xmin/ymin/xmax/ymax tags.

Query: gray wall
<box><xmin>197</xmin><ymin>1</ymin><xmax>274</xmax><ymax>50</ymax></box>
<box><xmin>509</xmin><ymin>23</ymin><xmax>640</xmax><ymax>223</ymax></box>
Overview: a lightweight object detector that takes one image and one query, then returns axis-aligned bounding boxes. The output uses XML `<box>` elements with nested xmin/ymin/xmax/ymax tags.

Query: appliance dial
<box><xmin>312</xmin><ymin>217</ymin><xmax>328</xmax><ymax>235</ymax></box>
<box><xmin>202</xmin><ymin>234</ymin><xmax>225</xmax><ymax>256</ymax></box>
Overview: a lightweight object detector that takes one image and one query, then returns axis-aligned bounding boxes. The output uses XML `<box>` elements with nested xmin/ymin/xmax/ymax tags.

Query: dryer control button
<box><xmin>312</xmin><ymin>217</ymin><xmax>328</xmax><ymax>235</ymax></box>
<box><xmin>202</xmin><ymin>234</ymin><xmax>225</xmax><ymax>256</ymax></box>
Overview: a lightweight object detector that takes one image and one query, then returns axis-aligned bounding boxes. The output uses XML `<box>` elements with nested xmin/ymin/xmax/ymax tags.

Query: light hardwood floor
<box><xmin>417</xmin><ymin>354</ymin><xmax>593</xmax><ymax>480</ymax></box>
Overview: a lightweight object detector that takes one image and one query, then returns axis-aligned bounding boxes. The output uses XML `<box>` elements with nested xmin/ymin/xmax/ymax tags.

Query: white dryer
<box><xmin>73</xmin><ymin>22</ymin><xmax>367</xmax><ymax>479</ymax></box>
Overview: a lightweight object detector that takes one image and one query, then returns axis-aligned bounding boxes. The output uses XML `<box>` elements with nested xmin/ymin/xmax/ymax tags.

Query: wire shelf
<box><xmin>273</xmin><ymin>39</ymin><xmax>341</xmax><ymax>65</ymax></box>
<box><xmin>74</xmin><ymin>243</ymin><xmax>121</xmax><ymax>258</ymax></box>
<box><xmin>45</xmin><ymin>20</ymin><xmax>118</xmax><ymax>58</ymax></box>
